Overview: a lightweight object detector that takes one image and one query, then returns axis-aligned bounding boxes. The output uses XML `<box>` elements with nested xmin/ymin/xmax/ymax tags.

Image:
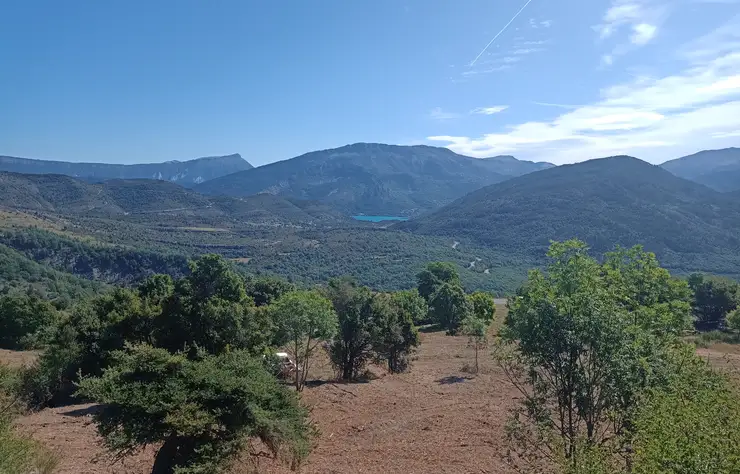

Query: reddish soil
<box><xmin>262</xmin><ymin>330</ymin><xmax>520</xmax><ymax>474</ymax></box>
<box><xmin>9</xmin><ymin>318</ymin><xmax>523</xmax><ymax>474</ymax></box>
<box><xmin>9</xmin><ymin>305</ymin><xmax>738</xmax><ymax>474</ymax></box>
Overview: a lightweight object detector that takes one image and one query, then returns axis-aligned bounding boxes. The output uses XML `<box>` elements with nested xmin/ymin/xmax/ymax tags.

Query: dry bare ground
<box><xmin>12</xmin><ymin>328</ymin><xmax>522</xmax><ymax>474</ymax></box>
<box><xmin>7</xmin><ymin>304</ymin><xmax>740</xmax><ymax>474</ymax></box>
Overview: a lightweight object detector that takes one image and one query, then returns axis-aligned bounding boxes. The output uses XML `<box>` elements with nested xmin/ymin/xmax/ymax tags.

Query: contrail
<box><xmin>470</xmin><ymin>0</ymin><xmax>536</xmax><ymax>66</ymax></box>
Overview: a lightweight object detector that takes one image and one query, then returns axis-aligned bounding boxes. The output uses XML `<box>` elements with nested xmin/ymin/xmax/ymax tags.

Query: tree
<box><xmin>499</xmin><ymin>240</ymin><xmax>692</xmax><ymax>471</ymax></box>
<box><xmin>157</xmin><ymin>255</ymin><xmax>271</xmax><ymax>356</ymax></box>
<box><xmin>468</xmin><ymin>291</ymin><xmax>496</xmax><ymax>325</ymax></box>
<box><xmin>23</xmin><ymin>256</ymin><xmax>274</xmax><ymax>408</ymax></box>
<box><xmin>245</xmin><ymin>275</ymin><xmax>295</xmax><ymax>307</ymax></box>
<box><xmin>21</xmin><ymin>287</ymin><xmax>149</xmax><ymax>407</ymax></box>
<box><xmin>460</xmin><ymin>313</ymin><xmax>490</xmax><ymax>374</ymax></box>
<box><xmin>0</xmin><ymin>293</ymin><xmax>59</xmax><ymax>350</ymax></box>
<box><xmin>631</xmin><ymin>346</ymin><xmax>740</xmax><ymax>474</ymax></box>
<box><xmin>372</xmin><ymin>293</ymin><xmax>420</xmax><ymax>373</ymax></box>
<box><xmin>271</xmin><ymin>290</ymin><xmax>337</xmax><ymax>390</ymax></box>
<box><xmin>728</xmin><ymin>308</ymin><xmax>740</xmax><ymax>331</ymax></box>
<box><xmin>138</xmin><ymin>274</ymin><xmax>174</xmax><ymax>305</ymax></box>
<box><xmin>416</xmin><ymin>262</ymin><xmax>460</xmax><ymax>303</ymax></box>
<box><xmin>429</xmin><ymin>283</ymin><xmax>470</xmax><ymax>334</ymax></box>
<box><xmin>390</xmin><ymin>289</ymin><xmax>428</xmax><ymax>325</ymax></box>
<box><xmin>688</xmin><ymin>273</ymin><xmax>740</xmax><ymax>331</ymax></box>
<box><xmin>326</xmin><ymin>278</ymin><xmax>376</xmax><ymax>381</ymax></box>
<box><xmin>77</xmin><ymin>345</ymin><xmax>314</xmax><ymax>474</ymax></box>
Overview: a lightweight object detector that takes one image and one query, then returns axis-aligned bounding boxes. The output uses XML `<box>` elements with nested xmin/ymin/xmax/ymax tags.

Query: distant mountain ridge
<box><xmin>400</xmin><ymin>156</ymin><xmax>740</xmax><ymax>278</ymax></box>
<box><xmin>0</xmin><ymin>153</ymin><xmax>253</xmax><ymax>187</ymax></box>
<box><xmin>195</xmin><ymin>143</ymin><xmax>553</xmax><ymax>216</ymax></box>
<box><xmin>661</xmin><ymin>148</ymin><xmax>740</xmax><ymax>192</ymax></box>
<box><xmin>0</xmin><ymin>171</ymin><xmax>345</xmax><ymax>227</ymax></box>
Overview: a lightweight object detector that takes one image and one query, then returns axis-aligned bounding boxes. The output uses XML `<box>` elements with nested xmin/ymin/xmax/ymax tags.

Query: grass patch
<box><xmin>690</xmin><ymin>330</ymin><xmax>740</xmax><ymax>348</ymax></box>
<box><xmin>0</xmin><ymin>364</ymin><xmax>59</xmax><ymax>474</ymax></box>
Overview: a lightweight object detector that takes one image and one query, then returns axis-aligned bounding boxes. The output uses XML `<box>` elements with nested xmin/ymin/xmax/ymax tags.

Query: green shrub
<box><xmin>77</xmin><ymin>345</ymin><xmax>313</xmax><ymax>474</ymax></box>
<box><xmin>0</xmin><ymin>293</ymin><xmax>60</xmax><ymax>350</ymax></box>
<box><xmin>1</xmin><ymin>364</ymin><xmax>58</xmax><ymax>474</ymax></box>
<box><xmin>632</xmin><ymin>348</ymin><xmax>740</xmax><ymax>474</ymax></box>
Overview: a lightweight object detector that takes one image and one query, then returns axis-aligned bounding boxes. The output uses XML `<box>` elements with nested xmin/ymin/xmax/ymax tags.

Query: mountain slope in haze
<box><xmin>661</xmin><ymin>148</ymin><xmax>740</xmax><ymax>192</ymax></box>
<box><xmin>481</xmin><ymin>154</ymin><xmax>554</xmax><ymax>175</ymax></box>
<box><xmin>0</xmin><ymin>172</ymin><xmax>346</xmax><ymax>226</ymax></box>
<box><xmin>195</xmin><ymin>143</ymin><xmax>552</xmax><ymax>216</ymax></box>
<box><xmin>0</xmin><ymin>153</ymin><xmax>253</xmax><ymax>187</ymax></box>
<box><xmin>401</xmin><ymin>156</ymin><xmax>740</xmax><ymax>276</ymax></box>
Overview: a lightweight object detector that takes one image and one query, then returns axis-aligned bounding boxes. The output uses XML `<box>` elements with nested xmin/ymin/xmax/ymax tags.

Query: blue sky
<box><xmin>1</xmin><ymin>0</ymin><xmax>739</xmax><ymax>166</ymax></box>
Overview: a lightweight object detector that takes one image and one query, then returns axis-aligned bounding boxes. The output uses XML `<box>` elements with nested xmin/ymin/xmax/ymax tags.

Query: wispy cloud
<box><xmin>631</xmin><ymin>23</ymin><xmax>657</xmax><ymax>45</ymax></box>
<box><xmin>594</xmin><ymin>0</ymin><xmax>665</xmax><ymax>65</ymax></box>
<box><xmin>429</xmin><ymin>107</ymin><xmax>461</xmax><ymax>121</ymax></box>
<box><xmin>461</xmin><ymin>65</ymin><xmax>512</xmax><ymax>77</ymax></box>
<box><xmin>512</xmin><ymin>47</ymin><xmax>546</xmax><ymax>55</ymax></box>
<box><xmin>532</xmin><ymin>102</ymin><xmax>581</xmax><ymax>109</ymax></box>
<box><xmin>529</xmin><ymin>18</ymin><xmax>552</xmax><ymax>29</ymax></box>
<box><xmin>428</xmin><ymin>18</ymin><xmax>740</xmax><ymax>164</ymax></box>
<box><xmin>712</xmin><ymin>130</ymin><xmax>740</xmax><ymax>138</ymax></box>
<box><xmin>519</xmin><ymin>39</ymin><xmax>550</xmax><ymax>46</ymax></box>
<box><xmin>471</xmin><ymin>106</ymin><xmax>509</xmax><ymax>115</ymax></box>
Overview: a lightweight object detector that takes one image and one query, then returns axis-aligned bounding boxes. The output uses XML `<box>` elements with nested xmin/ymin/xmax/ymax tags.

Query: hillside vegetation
<box><xmin>0</xmin><ymin>171</ymin><xmax>348</xmax><ymax>226</ymax></box>
<box><xmin>0</xmin><ymin>153</ymin><xmax>252</xmax><ymax>187</ymax></box>
<box><xmin>196</xmin><ymin>143</ymin><xmax>552</xmax><ymax>216</ymax></box>
<box><xmin>661</xmin><ymin>148</ymin><xmax>740</xmax><ymax>192</ymax></box>
<box><xmin>0</xmin><ymin>244</ymin><xmax>102</xmax><ymax>303</ymax></box>
<box><xmin>401</xmin><ymin>156</ymin><xmax>740</xmax><ymax>278</ymax></box>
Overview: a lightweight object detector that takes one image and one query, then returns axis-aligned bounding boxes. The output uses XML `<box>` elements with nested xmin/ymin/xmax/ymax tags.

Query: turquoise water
<box><xmin>352</xmin><ymin>215</ymin><xmax>409</xmax><ymax>222</ymax></box>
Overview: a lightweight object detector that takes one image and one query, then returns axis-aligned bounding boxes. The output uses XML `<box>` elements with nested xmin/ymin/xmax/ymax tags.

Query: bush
<box><xmin>77</xmin><ymin>345</ymin><xmax>314</xmax><ymax>474</ymax></box>
<box><xmin>327</xmin><ymin>279</ymin><xmax>376</xmax><ymax>381</ymax></box>
<box><xmin>0</xmin><ymin>293</ymin><xmax>60</xmax><ymax>350</ymax></box>
<box><xmin>371</xmin><ymin>293</ymin><xmax>420</xmax><ymax>373</ymax></box>
<box><xmin>1</xmin><ymin>364</ymin><xmax>58</xmax><ymax>474</ymax></box>
<box><xmin>632</xmin><ymin>347</ymin><xmax>740</xmax><ymax>474</ymax></box>
<box><xmin>500</xmin><ymin>241</ymin><xmax>692</xmax><ymax>470</ymax></box>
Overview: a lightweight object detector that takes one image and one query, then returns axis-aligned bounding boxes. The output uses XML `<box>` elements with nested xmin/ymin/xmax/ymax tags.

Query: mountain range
<box><xmin>195</xmin><ymin>143</ymin><xmax>553</xmax><ymax>216</ymax></box>
<box><xmin>400</xmin><ymin>156</ymin><xmax>740</xmax><ymax>277</ymax></box>
<box><xmin>660</xmin><ymin>148</ymin><xmax>740</xmax><ymax>192</ymax></box>
<box><xmin>0</xmin><ymin>171</ymin><xmax>345</xmax><ymax>227</ymax></box>
<box><xmin>1</xmin><ymin>143</ymin><xmax>740</xmax><ymax>291</ymax></box>
<box><xmin>0</xmin><ymin>153</ymin><xmax>253</xmax><ymax>187</ymax></box>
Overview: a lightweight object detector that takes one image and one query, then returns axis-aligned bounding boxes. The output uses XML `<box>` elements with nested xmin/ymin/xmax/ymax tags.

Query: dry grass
<box><xmin>0</xmin><ymin>349</ymin><xmax>40</xmax><ymax>369</ymax></box>
<box><xmin>7</xmin><ymin>305</ymin><xmax>522</xmax><ymax>474</ymax></box>
<box><xmin>0</xmin><ymin>209</ymin><xmax>67</xmax><ymax>232</ymax></box>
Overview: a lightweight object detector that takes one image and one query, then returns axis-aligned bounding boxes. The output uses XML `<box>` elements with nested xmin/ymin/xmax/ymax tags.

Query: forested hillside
<box><xmin>401</xmin><ymin>156</ymin><xmax>740</xmax><ymax>278</ymax></box>
<box><xmin>0</xmin><ymin>244</ymin><xmax>102</xmax><ymax>304</ymax></box>
<box><xmin>661</xmin><ymin>148</ymin><xmax>740</xmax><ymax>192</ymax></box>
<box><xmin>0</xmin><ymin>229</ymin><xmax>190</xmax><ymax>285</ymax></box>
<box><xmin>0</xmin><ymin>171</ymin><xmax>348</xmax><ymax>226</ymax></box>
<box><xmin>196</xmin><ymin>143</ymin><xmax>552</xmax><ymax>216</ymax></box>
<box><xmin>0</xmin><ymin>153</ymin><xmax>252</xmax><ymax>186</ymax></box>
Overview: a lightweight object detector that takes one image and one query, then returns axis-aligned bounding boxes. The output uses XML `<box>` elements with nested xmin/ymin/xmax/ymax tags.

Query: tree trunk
<box><xmin>474</xmin><ymin>343</ymin><xmax>479</xmax><ymax>374</ymax></box>
<box><xmin>151</xmin><ymin>437</ymin><xmax>180</xmax><ymax>474</ymax></box>
<box><xmin>294</xmin><ymin>338</ymin><xmax>301</xmax><ymax>391</ymax></box>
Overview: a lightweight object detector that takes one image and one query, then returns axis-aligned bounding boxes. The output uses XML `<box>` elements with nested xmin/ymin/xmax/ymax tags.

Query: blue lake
<box><xmin>352</xmin><ymin>215</ymin><xmax>409</xmax><ymax>222</ymax></box>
